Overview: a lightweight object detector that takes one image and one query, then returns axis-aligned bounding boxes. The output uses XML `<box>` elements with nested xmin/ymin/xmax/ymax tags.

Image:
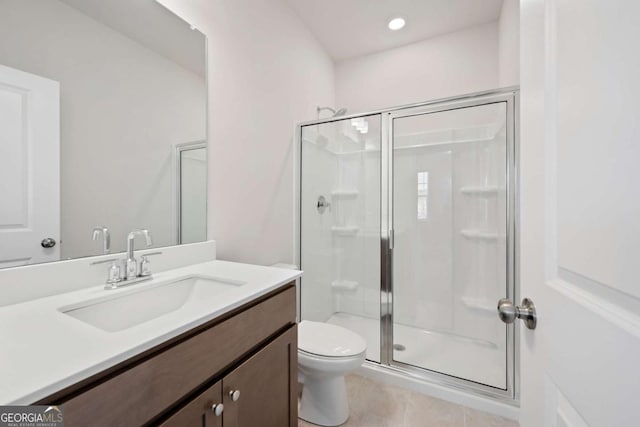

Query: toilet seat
<box><xmin>298</xmin><ymin>348</ymin><xmax>365</xmax><ymax>360</ymax></box>
<box><xmin>298</xmin><ymin>320</ymin><xmax>367</xmax><ymax>358</ymax></box>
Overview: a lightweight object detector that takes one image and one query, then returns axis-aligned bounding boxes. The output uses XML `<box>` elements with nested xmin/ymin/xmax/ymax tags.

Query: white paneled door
<box><xmin>0</xmin><ymin>65</ymin><xmax>60</xmax><ymax>267</ymax></box>
<box><xmin>520</xmin><ymin>0</ymin><xmax>640</xmax><ymax>426</ymax></box>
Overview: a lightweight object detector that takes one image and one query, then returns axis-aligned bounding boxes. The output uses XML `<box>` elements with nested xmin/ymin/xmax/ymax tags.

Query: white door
<box><xmin>0</xmin><ymin>65</ymin><xmax>60</xmax><ymax>267</ymax></box>
<box><xmin>519</xmin><ymin>0</ymin><xmax>640</xmax><ymax>426</ymax></box>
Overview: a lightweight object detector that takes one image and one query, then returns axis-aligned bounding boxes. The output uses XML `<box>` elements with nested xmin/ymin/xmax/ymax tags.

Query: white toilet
<box><xmin>298</xmin><ymin>320</ymin><xmax>367</xmax><ymax>426</ymax></box>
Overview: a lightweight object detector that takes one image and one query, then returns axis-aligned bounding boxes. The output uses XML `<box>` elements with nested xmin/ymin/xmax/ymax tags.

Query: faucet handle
<box><xmin>142</xmin><ymin>251</ymin><xmax>163</xmax><ymax>257</ymax></box>
<box><xmin>107</xmin><ymin>262</ymin><xmax>123</xmax><ymax>285</ymax></box>
<box><xmin>139</xmin><ymin>251</ymin><xmax>162</xmax><ymax>277</ymax></box>
<box><xmin>91</xmin><ymin>257</ymin><xmax>123</xmax><ymax>287</ymax></box>
<box><xmin>90</xmin><ymin>257</ymin><xmax>121</xmax><ymax>265</ymax></box>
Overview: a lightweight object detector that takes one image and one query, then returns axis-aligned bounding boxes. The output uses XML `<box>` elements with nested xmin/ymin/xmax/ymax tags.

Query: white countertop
<box><xmin>0</xmin><ymin>260</ymin><xmax>301</xmax><ymax>405</ymax></box>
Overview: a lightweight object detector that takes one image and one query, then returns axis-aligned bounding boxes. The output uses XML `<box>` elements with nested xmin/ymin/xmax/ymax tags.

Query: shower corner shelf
<box><xmin>460</xmin><ymin>186</ymin><xmax>504</xmax><ymax>195</ymax></box>
<box><xmin>331</xmin><ymin>189</ymin><xmax>359</xmax><ymax>198</ymax></box>
<box><xmin>331</xmin><ymin>280</ymin><xmax>360</xmax><ymax>291</ymax></box>
<box><xmin>460</xmin><ymin>229</ymin><xmax>503</xmax><ymax>241</ymax></box>
<box><xmin>331</xmin><ymin>226</ymin><xmax>359</xmax><ymax>236</ymax></box>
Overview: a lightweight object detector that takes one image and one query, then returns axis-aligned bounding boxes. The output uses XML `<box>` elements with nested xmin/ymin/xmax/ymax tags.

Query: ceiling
<box><xmin>285</xmin><ymin>0</ymin><xmax>504</xmax><ymax>61</ymax></box>
<box><xmin>59</xmin><ymin>0</ymin><xmax>206</xmax><ymax>77</ymax></box>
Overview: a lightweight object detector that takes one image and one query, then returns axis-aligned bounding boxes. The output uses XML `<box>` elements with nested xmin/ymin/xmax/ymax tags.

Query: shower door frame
<box><xmin>174</xmin><ymin>140</ymin><xmax>207</xmax><ymax>245</ymax></box>
<box><xmin>294</xmin><ymin>87</ymin><xmax>520</xmax><ymax>404</ymax></box>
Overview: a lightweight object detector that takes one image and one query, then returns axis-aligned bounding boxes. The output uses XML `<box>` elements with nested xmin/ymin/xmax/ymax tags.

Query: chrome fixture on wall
<box><xmin>317</xmin><ymin>106</ymin><xmax>348</xmax><ymax>119</ymax></box>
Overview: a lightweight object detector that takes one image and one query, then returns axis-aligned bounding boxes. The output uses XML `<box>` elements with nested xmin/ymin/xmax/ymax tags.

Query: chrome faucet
<box><xmin>126</xmin><ymin>229</ymin><xmax>152</xmax><ymax>280</ymax></box>
<box><xmin>90</xmin><ymin>229</ymin><xmax>161</xmax><ymax>290</ymax></box>
<box><xmin>92</xmin><ymin>226</ymin><xmax>111</xmax><ymax>254</ymax></box>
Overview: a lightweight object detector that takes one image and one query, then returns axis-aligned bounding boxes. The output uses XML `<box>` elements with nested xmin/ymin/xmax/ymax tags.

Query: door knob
<box><xmin>210</xmin><ymin>403</ymin><xmax>223</xmax><ymax>416</ymax></box>
<box><xmin>316</xmin><ymin>195</ymin><xmax>330</xmax><ymax>214</ymax></box>
<box><xmin>228</xmin><ymin>389</ymin><xmax>240</xmax><ymax>402</ymax></box>
<box><xmin>497</xmin><ymin>298</ymin><xmax>537</xmax><ymax>330</ymax></box>
<box><xmin>41</xmin><ymin>238</ymin><xmax>56</xmax><ymax>248</ymax></box>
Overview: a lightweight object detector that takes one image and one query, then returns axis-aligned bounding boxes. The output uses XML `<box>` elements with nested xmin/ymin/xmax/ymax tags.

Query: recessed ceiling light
<box><xmin>388</xmin><ymin>17</ymin><xmax>406</xmax><ymax>31</ymax></box>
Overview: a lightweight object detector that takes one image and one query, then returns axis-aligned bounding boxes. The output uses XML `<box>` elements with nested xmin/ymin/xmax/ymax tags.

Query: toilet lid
<box><xmin>298</xmin><ymin>321</ymin><xmax>367</xmax><ymax>358</ymax></box>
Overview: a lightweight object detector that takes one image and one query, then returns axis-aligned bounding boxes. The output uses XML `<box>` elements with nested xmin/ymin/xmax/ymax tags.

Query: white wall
<box><xmin>498</xmin><ymin>0</ymin><xmax>520</xmax><ymax>86</ymax></box>
<box><xmin>335</xmin><ymin>22</ymin><xmax>500</xmax><ymax>113</ymax></box>
<box><xmin>152</xmin><ymin>1</ymin><xmax>519</xmax><ymax>268</ymax></box>
<box><xmin>157</xmin><ymin>0</ymin><xmax>335</xmax><ymax>266</ymax></box>
<box><xmin>0</xmin><ymin>0</ymin><xmax>206</xmax><ymax>258</ymax></box>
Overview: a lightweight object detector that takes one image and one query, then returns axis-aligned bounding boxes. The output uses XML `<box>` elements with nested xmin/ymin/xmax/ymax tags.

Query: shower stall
<box><xmin>295</xmin><ymin>88</ymin><xmax>518</xmax><ymax>401</ymax></box>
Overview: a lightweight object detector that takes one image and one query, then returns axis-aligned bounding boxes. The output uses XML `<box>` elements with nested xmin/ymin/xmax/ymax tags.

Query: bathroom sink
<box><xmin>60</xmin><ymin>275</ymin><xmax>245</xmax><ymax>332</ymax></box>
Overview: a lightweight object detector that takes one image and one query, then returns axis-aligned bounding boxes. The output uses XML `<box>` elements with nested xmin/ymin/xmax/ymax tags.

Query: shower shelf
<box><xmin>331</xmin><ymin>189</ymin><xmax>359</xmax><ymax>198</ymax></box>
<box><xmin>460</xmin><ymin>186</ymin><xmax>504</xmax><ymax>195</ymax></box>
<box><xmin>460</xmin><ymin>229</ymin><xmax>503</xmax><ymax>241</ymax></box>
<box><xmin>331</xmin><ymin>226</ymin><xmax>359</xmax><ymax>236</ymax></box>
<box><xmin>331</xmin><ymin>280</ymin><xmax>359</xmax><ymax>291</ymax></box>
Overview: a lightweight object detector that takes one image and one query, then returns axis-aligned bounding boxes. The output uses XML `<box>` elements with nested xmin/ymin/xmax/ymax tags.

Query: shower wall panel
<box><xmin>300</xmin><ymin>137</ymin><xmax>337</xmax><ymax>322</ymax></box>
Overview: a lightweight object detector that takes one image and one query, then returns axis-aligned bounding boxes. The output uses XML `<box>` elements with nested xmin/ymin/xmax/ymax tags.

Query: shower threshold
<box><xmin>327</xmin><ymin>312</ymin><xmax>506</xmax><ymax>389</ymax></box>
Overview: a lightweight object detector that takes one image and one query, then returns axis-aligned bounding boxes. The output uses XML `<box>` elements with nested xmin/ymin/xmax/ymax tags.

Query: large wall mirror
<box><xmin>0</xmin><ymin>0</ymin><xmax>207</xmax><ymax>268</ymax></box>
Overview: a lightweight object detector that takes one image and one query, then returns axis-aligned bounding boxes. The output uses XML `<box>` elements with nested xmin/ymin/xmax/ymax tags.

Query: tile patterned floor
<box><xmin>298</xmin><ymin>375</ymin><xmax>518</xmax><ymax>427</ymax></box>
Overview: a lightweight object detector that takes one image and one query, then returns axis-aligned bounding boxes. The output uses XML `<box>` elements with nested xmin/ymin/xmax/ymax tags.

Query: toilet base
<box><xmin>299</xmin><ymin>375</ymin><xmax>349</xmax><ymax>426</ymax></box>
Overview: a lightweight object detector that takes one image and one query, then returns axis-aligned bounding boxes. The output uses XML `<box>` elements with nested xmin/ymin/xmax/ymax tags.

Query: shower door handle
<box><xmin>497</xmin><ymin>298</ymin><xmax>537</xmax><ymax>330</ymax></box>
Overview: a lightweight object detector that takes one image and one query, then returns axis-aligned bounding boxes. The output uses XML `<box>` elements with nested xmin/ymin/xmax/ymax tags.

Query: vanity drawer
<box><xmin>58</xmin><ymin>284</ymin><xmax>296</xmax><ymax>427</ymax></box>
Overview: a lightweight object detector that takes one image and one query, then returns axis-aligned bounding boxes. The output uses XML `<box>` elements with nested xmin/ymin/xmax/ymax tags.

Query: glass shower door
<box><xmin>299</xmin><ymin>114</ymin><xmax>382</xmax><ymax>362</ymax></box>
<box><xmin>390</xmin><ymin>101</ymin><xmax>512</xmax><ymax>390</ymax></box>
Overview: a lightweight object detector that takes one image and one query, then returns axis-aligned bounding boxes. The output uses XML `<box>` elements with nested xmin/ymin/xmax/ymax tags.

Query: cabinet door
<box><xmin>223</xmin><ymin>326</ymin><xmax>297</xmax><ymax>427</ymax></box>
<box><xmin>159</xmin><ymin>381</ymin><xmax>223</xmax><ymax>427</ymax></box>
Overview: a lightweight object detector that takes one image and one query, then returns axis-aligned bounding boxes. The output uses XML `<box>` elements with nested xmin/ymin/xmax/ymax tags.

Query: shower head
<box><xmin>317</xmin><ymin>106</ymin><xmax>348</xmax><ymax>118</ymax></box>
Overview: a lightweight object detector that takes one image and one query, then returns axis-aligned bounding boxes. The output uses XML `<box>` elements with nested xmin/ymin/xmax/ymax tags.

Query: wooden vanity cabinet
<box><xmin>38</xmin><ymin>283</ymin><xmax>297</xmax><ymax>427</ymax></box>
<box><xmin>160</xmin><ymin>326</ymin><xmax>296</xmax><ymax>427</ymax></box>
<box><xmin>159</xmin><ymin>382</ymin><xmax>223</xmax><ymax>427</ymax></box>
<box><xmin>222</xmin><ymin>326</ymin><xmax>296</xmax><ymax>427</ymax></box>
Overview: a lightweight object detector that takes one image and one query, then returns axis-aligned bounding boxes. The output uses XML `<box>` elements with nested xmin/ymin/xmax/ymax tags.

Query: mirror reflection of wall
<box><xmin>178</xmin><ymin>144</ymin><xmax>207</xmax><ymax>245</ymax></box>
<box><xmin>0</xmin><ymin>0</ymin><xmax>207</xmax><ymax>267</ymax></box>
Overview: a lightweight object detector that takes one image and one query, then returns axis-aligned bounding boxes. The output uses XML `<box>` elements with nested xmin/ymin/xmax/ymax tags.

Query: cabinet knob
<box><xmin>210</xmin><ymin>403</ymin><xmax>224</xmax><ymax>416</ymax></box>
<box><xmin>228</xmin><ymin>389</ymin><xmax>241</xmax><ymax>402</ymax></box>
